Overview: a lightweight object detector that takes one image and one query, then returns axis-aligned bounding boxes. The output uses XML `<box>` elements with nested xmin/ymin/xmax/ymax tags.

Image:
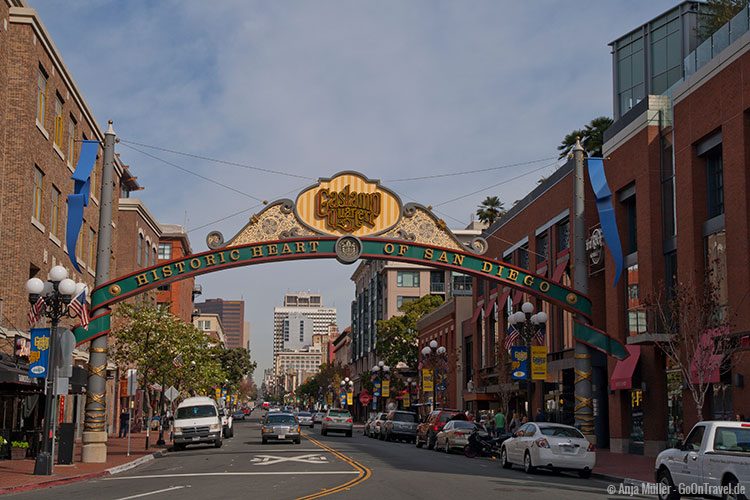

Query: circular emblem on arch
<box><xmin>335</xmin><ymin>236</ymin><xmax>362</xmax><ymax>265</ymax></box>
<box><xmin>206</xmin><ymin>231</ymin><xmax>224</xmax><ymax>250</ymax></box>
<box><xmin>109</xmin><ymin>284</ymin><xmax>122</xmax><ymax>296</ymax></box>
<box><xmin>566</xmin><ymin>293</ymin><xmax>578</xmax><ymax>305</ymax></box>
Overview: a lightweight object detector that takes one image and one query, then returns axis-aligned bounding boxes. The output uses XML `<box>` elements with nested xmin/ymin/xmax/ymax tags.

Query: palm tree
<box><xmin>476</xmin><ymin>196</ymin><xmax>505</xmax><ymax>225</ymax></box>
<box><xmin>557</xmin><ymin>116</ymin><xmax>613</xmax><ymax>159</ymax></box>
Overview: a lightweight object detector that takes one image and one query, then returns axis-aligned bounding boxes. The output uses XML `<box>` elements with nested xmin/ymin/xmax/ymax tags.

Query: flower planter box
<box><xmin>10</xmin><ymin>447</ymin><xmax>27</xmax><ymax>460</ymax></box>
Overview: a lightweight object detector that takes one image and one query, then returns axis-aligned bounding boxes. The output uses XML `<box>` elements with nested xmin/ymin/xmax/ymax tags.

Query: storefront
<box><xmin>0</xmin><ymin>357</ymin><xmax>44</xmax><ymax>459</ymax></box>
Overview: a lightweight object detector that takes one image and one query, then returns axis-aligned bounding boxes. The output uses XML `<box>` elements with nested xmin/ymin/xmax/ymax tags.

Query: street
<box><xmin>7</xmin><ymin>409</ymin><xmax>630</xmax><ymax>499</ymax></box>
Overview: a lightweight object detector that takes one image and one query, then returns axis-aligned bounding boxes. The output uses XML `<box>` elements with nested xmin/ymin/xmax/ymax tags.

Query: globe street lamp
<box><xmin>507</xmin><ymin>301</ymin><xmax>548</xmax><ymax>418</ymax></box>
<box><xmin>421</xmin><ymin>342</ymin><xmax>446</xmax><ymax>412</ymax></box>
<box><xmin>371</xmin><ymin>364</ymin><xmax>389</xmax><ymax>411</ymax></box>
<box><xmin>25</xmin><ymin>266</ymin><xmax>86</xmax><ymax>476</ymax></box>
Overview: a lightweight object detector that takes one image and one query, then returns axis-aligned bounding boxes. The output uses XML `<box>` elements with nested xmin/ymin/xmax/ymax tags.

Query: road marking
<box><xmin>251</xmin><ymin>454</ymin><xmax>328</xmax><ymax>465</ymax></box>
<box><xmin>105</xmin><ymin>472</ymin><xmax>360</xmax><ymax>480</ymax></box>
<box><xmin>297</xmin><ymin>433</ymin><xmax>371</xmax><ymax>500</ymax></box>
<box><xmin>113</xmin><ymin>485</ymin><xmax>187</xmax><ymax>499</ymax></box>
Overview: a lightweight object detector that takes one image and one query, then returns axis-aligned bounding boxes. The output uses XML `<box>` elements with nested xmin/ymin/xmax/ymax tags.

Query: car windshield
<box><xmin>452</xmin><ymin>421</ymin><xmax>477</xmax><ymax>429</ymax></box>
<box><xmin>540</xmin><ymin>426</ymin><xmax>585</xmax><ymax>438</ymax></box>
<box><xmin>176</xmin><ymin>405</ymin><xmax>217</xmax><ymax>419</ymax></box>
<box><xmin>713</xmin><ymin>427</ymin><xmax>750</xmax><ymax>453</ymax></box>
<box><xmin>297</xmin><ymin>412</ymin><xmax>312</xmax><ymax>417</ymax></box>
<box><xmin>266</xmin><ymin>414</ymin><xmax>296</xmax><ymax>425</ymax></box>
<box><xmin>378</xmin><ymin>414</ymin><xmax>387</xmax><ymax>419</ymax></box>
<box><xmin>393</xmin><ymin>413</ymin><xmax>416</xmax><ymax>422</ymax></box>
<box><xmin>328</xmin><ymin>410</ymin><xmax>351</xmax><ymax>418</ymax></box>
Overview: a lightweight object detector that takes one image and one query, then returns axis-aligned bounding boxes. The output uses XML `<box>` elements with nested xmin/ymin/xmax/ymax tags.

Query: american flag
<box><xmin>68</xmin><ymin>289</ymin><xmax>90</xmax><ymax>328</ymax></box>
<box><xmin>533</xmin><ymin>325</ymin><xmax>546</xmax><ymax>345</ymax></box>
<box><xmin>173</xmin><ymin>354</ymin><xmax>184</xmax><ymax>368</ymax></box>
<box><xmin>28</xmin><ymin>296</ymin><xmax>45</xmax><ymax>326</ymax></box>
<box><xmin>503</xmin><ymin>325</ymin><xmax>520</xmax><ymax>350</ymax></box>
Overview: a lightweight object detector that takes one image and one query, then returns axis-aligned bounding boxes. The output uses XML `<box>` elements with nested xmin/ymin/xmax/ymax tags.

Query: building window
<box><xmin>144</xmin><ymin>240</ymin><xmax>151</xmax><ymax>267</ymax></box>
<box><xmin>626</xmin><ymin>264</ymin><xmax>647</xmax><ymax>336</ymax></box>
<box><xmin>451</xmin><ymin>272</ymin><xmax>473</xmax><ymax>296</ymax></box>
<box><xmin>158</xmin><ymin>243</ymin><xmax>172</xmax><ymax>260</ymax></box>
<box><xmin>157</xmin><ymin>284</ymin><xmax>170</xmax><ymax>292</ymax></box>
<box><xmin>517</xmin><ymin>245</ymin><xmax>529</xmax><ymax>269</ymax></box>
<box><xmin>396</xmin><ymin>296</ymin><xmax>417</xmax><ymax>309</ymax></box>
<box><xmin>535</xmin><ymin>232</ymin><xmax>549</xmax><ymax>265</ymax></box>
<box><xmin>67</xmin><ymin>116</ymin><xmax>76</xmax><ymax>165</ymax></box>
<box><xmin>77</xmin><ymin>221</ymin><xmax>85</xmax><ymax>262</ymax></box>
<box><xmin>430</xmin><ymin>271</ymin><xmax>445</xmax><ymax>293</ymax></box>
<box><xmin>50</xmin><ymin>186</ymin><xmax>61</xmax><ymax>237</ymax></box>
<box><xmin>152</xmin><ymin>247</ymin><xmax>157</xmax><ymax>267</ymax></box>
<box><xmin>615</xmin><ymin>33</ymin><xmax>645</xmax><ymax>116</ymax></box>
<box><xmin>137</xmin><ymin>234</ymin><xmax>143</xmax><ymax>266</ymax></box>
<box><xmin>37</xmin><ymin>67</ymin><xmax>47</xmax><ymax>125</ymax></box>
<box><xmin>650</xmin><ymin>14</ymin><xmax>682</xmax><ymax>95</ymax></box>
<box><xmin>54</xmin><ymin>95</ymin><xmax>64</xmax><ymax>148</ymax></box>
<box><xmin>556</xmin><ymin>219</ymin><xmax>570</xmax><ymax>252</ymax></box>
<box><xmin>706</xmin><ymin>146</ymin><xmax>724</xmax><ymax>218</ymax></box>
<box><xmin>623</xmin><ymin>194</ymin><xmax>638</xmax><ymax>254</ymax></box>
<box><xmin>32</xmin><ymin>167</ymin><xmax>44</xmax><ymax>221</ymax></box>
<box><xmin>397</xmin><ymin>271</ymin><xmax>420</xmax><ymax>287</ymax></box>
<box><xmin>88</xmin><ymin>227</ymin><xmax>96</xmax><ymax>268</ymax></box>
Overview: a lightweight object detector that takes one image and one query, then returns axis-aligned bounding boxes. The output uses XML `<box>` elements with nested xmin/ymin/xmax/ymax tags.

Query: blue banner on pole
<box><xmin>29</xmin><ymin>328</ymin><xmax>51</xmax><ymax>378</ymax></box>
<box><xmin>66</xmin><ymin>140</ymin><xmax>99</xmax><ymax>272</ymax></box>
<box><xmin>510</xmin><ymin>346</ymin><xmax>529</xmax><ymax>380</ymax></box>
<box><xmin>587</xmin><ymin>157</ymin><xmax>625</xmax><ymax>286</ymax></box>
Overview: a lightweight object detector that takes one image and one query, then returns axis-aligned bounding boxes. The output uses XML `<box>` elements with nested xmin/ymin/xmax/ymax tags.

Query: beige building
<box><xmin>193</xmin><ymin>313</ymin><xmax>226</xmax><ymax>346</ymax></box>
<box><xmin>274</xmin><ymin>348</ymin><xmax>324</xmax><ymax>394</ymax></box>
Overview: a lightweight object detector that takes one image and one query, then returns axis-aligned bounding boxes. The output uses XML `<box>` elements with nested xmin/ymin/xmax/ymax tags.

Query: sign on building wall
<box><xmin>531</xmin><ymin>346</ymin><xmax>548</xmax><ymax>380</ymax></box>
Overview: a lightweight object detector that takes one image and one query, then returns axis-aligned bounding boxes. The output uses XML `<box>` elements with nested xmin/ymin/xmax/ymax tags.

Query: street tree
<box><xmin>557</xmin><ymin>116</ymin><xmax>613</xmax><ymax>159</ymax></box>
<box><xmin>646</xmin><ymin>272</ymin><xmax>739</xmax><ymax>421</ymax></box>
<box><xmin>476</xmin><ymin>196</ymin><xmax>506</xmax><ymax>226</ymax></box>
<box><xmin>376</xmin><ymin>294</ymin><xmax>444</xmax><ymax>369</ymax></box>
<box><xmin>220</xmin><ymin>347</ymin><xmax>257</xmax><ymax>389</ymax></box>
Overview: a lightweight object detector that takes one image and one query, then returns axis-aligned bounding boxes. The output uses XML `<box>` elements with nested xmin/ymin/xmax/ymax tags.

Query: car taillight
<box><xmin>324</xmin><ymin>417</ymin><xmax>332</xmax><ymax>422</ymax></box>
<box><xmin>297</xmin><ymin>426</ymin><xmax>301</xmax><ymax>433</ymax></box>
<box><xmin>534</xmin><ymin>438</ymin><xmax>550</xmax><ymax>448</ymax></box>
<box><xmin>433</xmin><ymin>424</ymin><xmax>440</xmax><ymax>432</ymax></box>
<box><xmin>346</xmin><ymin>418</ymin><xmax>353</xmax><ymax>423</ymax></box>
<box><xmin>587</xmin><ymin>442</ymin><xmax>596</xmax><ymax>452</ymax></box>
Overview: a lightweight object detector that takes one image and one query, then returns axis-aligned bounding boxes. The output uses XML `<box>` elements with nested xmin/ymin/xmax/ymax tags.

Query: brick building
<box><xmin>156</xmin><ymin>223</ymin><xmax>196</xmax><ymax>323</ymax></box>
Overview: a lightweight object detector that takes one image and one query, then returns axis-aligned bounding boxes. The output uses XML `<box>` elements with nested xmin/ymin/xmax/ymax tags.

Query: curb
<box><xmin>0</xmin><ymin>449</ymin><xmax>167</xmax><ymax>496</ymax></box>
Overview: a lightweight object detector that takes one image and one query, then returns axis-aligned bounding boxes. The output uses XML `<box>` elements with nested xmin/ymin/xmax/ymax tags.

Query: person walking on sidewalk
<box><xmin>119</xmin><ymin>407</ymin><xmax>130</xmax><ymax>438</ymax></box>
<box><xmin>494</xmin><ymin>410</ymin><xmax>506</xmax><ymax>436</ymax></box>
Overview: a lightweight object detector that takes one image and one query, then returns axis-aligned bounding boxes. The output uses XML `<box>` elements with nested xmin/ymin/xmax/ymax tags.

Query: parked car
<box><xmin>435</xmin><ymin>420</ymin><xmax>486</xmax><ymax>453</ymax></box>
<box><xmin>416</xmin><ymin>409</ymin><xmax>467</xmax><ymax>449</ymax></box>
<box><xmin>296</xmin><ymin>411</ymin><xmax>314</xmax><ymax>428</ymax></box>
<box><xmin>655</xmin><ymin>421</ymin><xmax>750</xmax><ymax>500</ymax></box>
<box><xmin>321</xmin><ymin>408</ymin><xmax>353</xmax><ymax>437</ymax></box>
<box><xmin>312</xmin><ymin>411</ymin><xmax>325</xmax><ymax>425</ymax></box>
<box><xmin>172</xmin><ymin>396</ymin><xmax>223</xmax><ymax>451</ymax></box>
<box><xmin>500</xmin><ymin>422</ymin><xmax>596</xmax><ymax>478</ymax></box>
<box><xmin>261</xmin><ymin>412</ymin><xmax>301</xmax><ymax>444</ymax></box>
<box><xmin>232</xmin><ymin>410</ymin><xmax>245</xmax><ymax>421</ymax></box>
<box><xmin>383</xmin><ymin>411</ymin><xmax>418</xmax><ymax>443</ymax></box>
<box><xmin>372</xmin><ymin>412</ymin><xmax>388</xmax><ymax>440</ymax></box>
<box><xmin>364</xmin><ymin>413</ymin><xmax>378</xmax><ymax>437</ymax></box>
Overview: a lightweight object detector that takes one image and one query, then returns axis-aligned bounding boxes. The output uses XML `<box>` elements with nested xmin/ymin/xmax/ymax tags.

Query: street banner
<box><xmin>340</xmin><ymin>392</ymin><xmax>346</xmax><ymax>406</ymax></box>
<box><xmin>373</xmin><ymin>380</ymin><xmax>381</xmax><ymax>397</ymax></box>
<box><xmin>346</xmin><ymin>392</ymin><xmax>353</xmax><ymax>406</ymax></box>
<box><xmin>531</xmin><ymin>346</ymin><xmax>548</xmax><ymax>380</ymax></box>
<box><xmin>215</xmin><ymin>388</ymin><xmax>221</xmax><ymax>401</ymax></box>
<box><xmin>510</xmin><ymin>346</ymin><xmax>529</xmax><ymax>380</ymax></box>
<box><xmin>403</xmin><ymin>392</ymin><xmax>410</xmax><ymax>408</ymax></box>
<box><xmin>381</xmin><ymin>379</ymin><xmax>390</xmax><ymax>398</ymax></box>
<box><xmin>422</xmin><ymin>368</ymin><xmax>433</xmax><ymax>393</ymax></box>
<box><xmin>29</xmin><ymin>328</ymin><xmax>50</xmax><ymax>378</ymax></box>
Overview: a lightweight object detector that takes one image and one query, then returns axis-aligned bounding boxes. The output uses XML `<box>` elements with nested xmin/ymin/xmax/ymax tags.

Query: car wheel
<box><xmin>229</xmin><ymin>427</ymin><xmax>234</xmax><ymax>438</ymax></box>
<box><xmin>173</xmin><ymin>443</ymin><xmax>185</xmax><ymax>452</ymax></box>
<box><xmin>262</xmin><ymin>437</ymin><xmax>267</xmax><ymax>445</ymax></box>
<box><xmin>578</xmin><ymin>469</ymin><xmax>591</xmax><ymax>479</ymax></box>
<box><xmin>295</xmin><ymin>438</ymin><xmax>301</xmax><ymax>444</ymax></box>
<box><xmin>500</xmin><ymin>447</ymin><xmax>512</xmax><ymax>469</ymax></box>
<box><xmin>523</xmin><ymin>451</ymin><xmax>535</xmax><ymax>474</ymax></box>
<box><xmin>346</xmin><ymin>431</ymin><xmax>352</xmax><ymax>437</ymax></box>
<box><xmin>416</xmin><ymin>436</ymin><xmax>423</xmax><ymax>448</ymax></box>
<box><xmin>322</xmin><ymin>430</ymin><xmax>327</xmax><ymax>436</ymax></box>
<box><xmin>657</xmin><ymin>469</ymin><xmax>680</xmax><ymax>500</ymax></box>
<box><xmin>723</xmin><ymin>475</ymin><xmax>746</xmax><ymax>500</ymax></box>
<box><xmin>427</xmin><ymin>433</ymin><xmax>436</xmax><ymax>450</ymax></box>
<box><xmin>214</xmin><ymin>438</ymin><xmax>223</xmax><ymax>448</ymax></box>
<box><xmin>444</xmin><ymin>440</ymin><xmax>450</xmax><ymax>453</ymax></box>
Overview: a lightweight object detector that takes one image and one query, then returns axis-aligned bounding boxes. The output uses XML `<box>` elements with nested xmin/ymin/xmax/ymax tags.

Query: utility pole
<box><xmin>82</xmin><ymin>121</ymin><xmax>116</xmax><ymax>463</ymax></box>
<box><xmin>572</xmin><ymin>138</ymin><xmax>595</xmax><ymax>442</ymax></box>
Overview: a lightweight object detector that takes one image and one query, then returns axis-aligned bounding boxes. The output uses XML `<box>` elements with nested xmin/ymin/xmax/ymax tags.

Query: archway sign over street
<box><xmin>74</xmin><ymin>172</ymin><xmax>625</xmax><ymax>360</ymax></box>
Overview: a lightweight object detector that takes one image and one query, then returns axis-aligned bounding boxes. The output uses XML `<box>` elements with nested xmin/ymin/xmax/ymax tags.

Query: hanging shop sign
<box><xmin>531</xmin><ymin>346</ymin><xmax>548</xmax><ymax>380</ymax></box>
<box><xmin>510</xmin><ymin>346</ymin><xmax>529</xmax><ymax>381</ymax></box>
<box><xmin>29</xmin><ymin>328</ymin><xmax>50</xmax><ymax>378</ymax></box>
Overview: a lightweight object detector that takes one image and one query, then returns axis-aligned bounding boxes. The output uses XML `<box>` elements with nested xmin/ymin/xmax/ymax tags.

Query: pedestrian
<box><xmin>494</xmin><ymin>410</ymin><xmax>506</xmax><ymax>436</ymax></box>
<box><xmin>508</xmin><ymin>411</ymin><xmax>520</xmax><ymax>434</ymax></box>
<box><xmin>488</xmin><ymin>416</ymin><xmax>496</xmax><ymax>436</ymax></box>
<box><xmin>534</xmin><ymin>407</ymin><xmax>546</xmax><ymax>422</ymax></box>
<box><xmin>118</xmin><ymin>407</ymin><xmax>130</xmax><ymax>438</ymax></box>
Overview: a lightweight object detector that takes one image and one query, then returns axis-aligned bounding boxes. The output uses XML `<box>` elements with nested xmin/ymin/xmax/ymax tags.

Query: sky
<box><xmin>30</xmin><ymin>0</ymin><xmax>677</xmax><ymax>382</ymax></box>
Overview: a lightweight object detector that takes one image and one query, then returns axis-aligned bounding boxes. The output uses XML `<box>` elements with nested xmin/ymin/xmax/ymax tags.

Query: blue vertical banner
<box><xmin>510</xmin><ymin>346</ymin><xmax>529</xmax><ymax>380</ymax></box>
<box><xmin>66</xmin><ymin>140</ymin><xmax>99</xmax><ymax>272</ymax></box>
<box><xmin>29</xmin><ymin>328</ymin><xmax>51</xmax><ymax>378</ymax></box>
<box><xmin>586</xmin><ymin>157</ymin><xmax>625</xmax><ymax>285</ymax></box>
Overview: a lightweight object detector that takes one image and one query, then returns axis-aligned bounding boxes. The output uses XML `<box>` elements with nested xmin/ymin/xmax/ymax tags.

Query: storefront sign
<box><xmin>422</xmin><ymin>369</ymin><xmax>434</xmax><ymax>393</ymax></box>
<box><xmin>510</xmin><ymin>346</ymin><xmax>529</xmax><ymax>380</ymax></box>
<box><xmin>531</xmin><ymin>346</ymin><xmax>548</xmax><ymax>380</ymax></box>
<box><xmin>381</xmin><ymin>379</ymin><xmax>390</xmax><ymax>398</ymax></box>
<box><xmin>29</xmin><ymin>328</ymin><xmax>50</xmax><ymax>378</ymax></box>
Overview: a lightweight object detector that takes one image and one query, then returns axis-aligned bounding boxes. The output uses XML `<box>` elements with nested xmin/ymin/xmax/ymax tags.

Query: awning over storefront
<box><xmin>0</xmin><ymin>362</ymin><xmax>43</xmax><ymax>393</ymax></box>
<box><xmin>610</xmin><ymin>345</ymin><xmax>641</xmax><ymax>390</ymax></box>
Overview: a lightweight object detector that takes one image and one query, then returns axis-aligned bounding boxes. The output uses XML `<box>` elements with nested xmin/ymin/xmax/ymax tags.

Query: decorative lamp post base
<box><xmin>33</xmin><ymin>451</ymin><xmax>53</xmax><ymax>475</ymax></box>
<box><xmin>81</xmin><ymin>431</ymin><xmax>108</xmax><ymax>463</ymax></box>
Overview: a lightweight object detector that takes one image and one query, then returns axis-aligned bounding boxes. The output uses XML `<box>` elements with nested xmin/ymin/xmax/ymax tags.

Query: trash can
<box><xmin>57</xmin><ymin>423</ymin><xmax>75</xmax><ymax>465</ymax></box>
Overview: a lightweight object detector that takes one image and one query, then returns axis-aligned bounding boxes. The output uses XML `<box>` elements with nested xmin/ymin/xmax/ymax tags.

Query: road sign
<box><xmin>127</xmin><ymin>368</ymin><xmax>138</xmax><ymax>396</ymax></box>
<box><xmin>164</xmin><ymin>386</ymin><xmax>179</xmax><ymax>402</ymax></box>
<box><xmin>359</xmin><ymin>390</ymin><xmax>371</xmax><ymax>405</ymax></box>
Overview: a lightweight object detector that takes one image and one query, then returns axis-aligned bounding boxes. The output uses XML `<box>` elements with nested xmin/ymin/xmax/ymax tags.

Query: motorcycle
<box><xmin>463</xmin><ymin>429</ymin><xmax>511</xmax><ymax>458</ymax></box>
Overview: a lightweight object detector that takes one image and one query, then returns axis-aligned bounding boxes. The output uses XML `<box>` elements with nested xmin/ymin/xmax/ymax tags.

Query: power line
<box><xmin>385</xmin><ymin>157</ymin><xmax>557</xmax><ymax>182</ymax></box>
<box><xmin>120</xmin><ymin>142</ymin><xmax>265</xmax><ymax>202</ymax></box>
<box><xmin>119</xmin><ymin>139</ymin><xmax>315</xmax><ymax>181</ymax></box>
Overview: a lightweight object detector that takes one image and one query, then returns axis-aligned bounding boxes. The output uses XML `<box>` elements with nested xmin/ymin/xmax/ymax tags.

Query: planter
<box><xmin>10</xmin><ymin>447</ymin><xmax>27</xmax><ymax>460</ymax></box>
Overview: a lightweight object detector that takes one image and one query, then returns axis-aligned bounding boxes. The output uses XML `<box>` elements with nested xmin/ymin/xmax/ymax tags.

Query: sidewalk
<box><xmin>0</xmin><ymin>432</ymin><xmax>166</xmax><ymax>495</ymax></box>
<box><xmin>594</xmin><ymin>449</ymin><xmax>655</xmax><ymax>483</ymax></box>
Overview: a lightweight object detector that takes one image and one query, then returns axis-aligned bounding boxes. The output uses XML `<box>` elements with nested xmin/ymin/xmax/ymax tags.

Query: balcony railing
<box><xmin>430</xmin><ymin>282</ymin><xmax>445</xmax><ymax>293</ymax></box>
<box><xmin>684</xmin><ymin>5</ymin><xmax>750</xmax><ymax>78</ymax></box>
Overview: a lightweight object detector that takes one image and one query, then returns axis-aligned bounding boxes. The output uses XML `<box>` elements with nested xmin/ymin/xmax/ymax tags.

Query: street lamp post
<box><xmin>421</xmin><ymin>341</ymin><xmax>446</xmax><ymax>412</ymax></box>
<box><xmin>25</xmin><ymin>266</ymin><xmax>87</xmax><ymax>476</ymax></box>
<box><xmin>371</xmin><ymin>362</ymin><xmax>390</xmax><ymax>412</ymax></box>
<box><xmin>507</xmin><ymin>301</ymin><xmax>548</xmax><ymax>418</ymax></box>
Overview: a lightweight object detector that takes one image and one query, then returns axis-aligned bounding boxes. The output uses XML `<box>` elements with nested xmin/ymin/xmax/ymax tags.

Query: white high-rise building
<box><xmin>273</xmin><ymin>292</ymin><xmax>337</xmax><ymax>370</ymax></box>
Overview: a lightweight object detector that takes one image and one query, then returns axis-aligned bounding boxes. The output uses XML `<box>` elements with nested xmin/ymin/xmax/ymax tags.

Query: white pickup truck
<box><xmin>655</xmin><ymin>420</ymin><xmax>750</xmax><ymax>500</ymax></box>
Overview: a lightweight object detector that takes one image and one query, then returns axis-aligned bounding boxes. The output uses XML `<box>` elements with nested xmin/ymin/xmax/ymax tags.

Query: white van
<box><xmin>172</xmin><ymin>396</ymin><xmax>223</xmax><ymax>450</ymax></box>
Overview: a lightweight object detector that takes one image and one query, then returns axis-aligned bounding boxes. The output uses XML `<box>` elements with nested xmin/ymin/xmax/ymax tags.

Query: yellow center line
<box><xmin>296</xmin><ymin>431</ymin><xmax>372</xmax><ymax>500</ymax></box>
